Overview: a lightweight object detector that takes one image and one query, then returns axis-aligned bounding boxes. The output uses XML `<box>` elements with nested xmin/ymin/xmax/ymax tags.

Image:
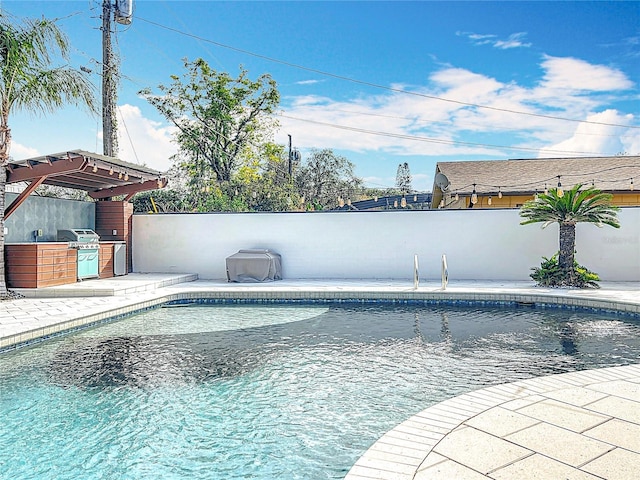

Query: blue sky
<box><xmin>4</xmin><ymin>1</ymin><xmax>639</xmax><ymax>191</ymax></box>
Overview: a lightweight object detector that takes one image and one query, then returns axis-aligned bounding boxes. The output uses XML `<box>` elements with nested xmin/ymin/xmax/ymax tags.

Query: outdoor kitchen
<box><xmin>5</xmin><ymin>229</ymin><xmax>128</xmax><ymax>288</ymax></box>
<box><xmin>4</xmin><ymin>150</ymin><xmax>167</xmax><ymax>289</ymax></box>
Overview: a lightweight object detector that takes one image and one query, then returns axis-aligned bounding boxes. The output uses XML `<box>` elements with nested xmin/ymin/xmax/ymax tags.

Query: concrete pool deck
<box><xmin>0</xmin><ymin>274</ymin><xmax>638</xmax><ymax>479</ymax></box>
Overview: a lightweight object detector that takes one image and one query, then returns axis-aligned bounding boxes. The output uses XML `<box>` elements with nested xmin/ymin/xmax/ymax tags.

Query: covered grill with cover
<box><xmin>225</xmin><ymin>249</ymin><xmax>282</xmax><ymax>282</ymax></box>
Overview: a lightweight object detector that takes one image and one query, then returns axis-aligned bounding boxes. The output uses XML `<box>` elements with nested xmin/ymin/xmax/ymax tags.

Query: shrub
<box><xmin>530</xmin><ymin>252</ymin><xmax>600</xmax><ymax>289</ymax></box>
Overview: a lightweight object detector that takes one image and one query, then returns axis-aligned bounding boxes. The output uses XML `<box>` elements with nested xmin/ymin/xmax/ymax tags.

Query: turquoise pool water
<box><xmin>1</xmin><ymin>303</ymin><xmax>640</xmax><ymax>479</ymax></box>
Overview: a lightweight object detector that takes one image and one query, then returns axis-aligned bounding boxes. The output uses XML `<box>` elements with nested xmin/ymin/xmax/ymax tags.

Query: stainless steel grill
<box><xmin>57</xmin><ymin>229</ymin><xmax>100</xmax><ymax>280</ymax></box>
<box><xmin>57</xmin><ymin>229</ymin><xmax>100</xmax><ymax>249</ymax></box>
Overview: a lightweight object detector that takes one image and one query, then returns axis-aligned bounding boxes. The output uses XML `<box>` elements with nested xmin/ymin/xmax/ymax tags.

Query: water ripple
<box><xmin>1</xmin><ymin>304</ymin><xmax>639</xmax><ymax>479</ymax></box>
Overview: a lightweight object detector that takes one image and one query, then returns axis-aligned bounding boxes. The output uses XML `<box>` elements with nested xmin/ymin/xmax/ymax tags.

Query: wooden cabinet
<box><xmin>98</xmin><ymin>242</ymin><xmax>127</xmax><ymax>279</ymax></box>
<box><xmin>6</xmin><ymin>241</ymin><xmax>129</xmax><ymax>288</ymax></box>
<box><xmin>6</xmin><ymin>243</ymin><xmax>76</xmax><ymax>288</ymax></box>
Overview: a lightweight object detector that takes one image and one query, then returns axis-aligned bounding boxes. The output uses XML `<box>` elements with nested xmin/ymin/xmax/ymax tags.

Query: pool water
<box><xmin>1</xmin><ymin>303</ymin><xmax>640</xmax><ymax>479</ymax></box>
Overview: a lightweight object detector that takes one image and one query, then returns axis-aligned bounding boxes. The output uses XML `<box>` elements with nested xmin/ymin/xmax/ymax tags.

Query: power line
<box><xmin>278</xmin><ymin>114</ymin><xmax>606</xmax><ymax>157</ymax></box>
<box><xmin>137</xmin><ymin>16</ymin><xmax>639</xmax><ymax>130</ymax></box>
<box><xmin>86</xmin><ymin>13</ymin><xmax>637</xmax><ymax>192</ymax></box>
<box><xmin>296</xmin><ymin>106</ymin><xmax>634</xmax><ymax>138</ymax></box>
<box><xmin>236</xmin><ymin>115</ymin><xmax>638</xmax><ymax>191</ymax></box>
<box><xmin>117</xmin><ymin>105</ymin><xmax>140</xmax><ymax>164</ymax></box>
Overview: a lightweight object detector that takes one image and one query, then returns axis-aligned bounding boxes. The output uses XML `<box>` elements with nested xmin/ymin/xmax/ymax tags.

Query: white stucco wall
<box><xmin>132</xmin><ymin>207</ymin><xmax>640</xmax><ymax>281</ymax></box>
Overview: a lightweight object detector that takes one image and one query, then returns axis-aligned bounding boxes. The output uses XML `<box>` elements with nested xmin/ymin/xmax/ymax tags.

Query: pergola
<box><xmin>5</xmin><ymin>149</ymin><xmax>168</xmax><ymax>218</ymax></box>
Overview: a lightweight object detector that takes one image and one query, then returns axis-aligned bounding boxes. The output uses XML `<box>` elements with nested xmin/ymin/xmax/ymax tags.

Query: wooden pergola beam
<box><xmin>6</xmin><ymin>155</ymin><xmax>87</xmax><ymax>183</ymax></box>
<box><xmin>88</xmin><ymin>178</ymin><xmax>167</xmax><ymax>200</ymax></box>
<box><xmin>5</xmin><ymin>151</ymin><xmax>168</xmax><ymax>217</ymax></box>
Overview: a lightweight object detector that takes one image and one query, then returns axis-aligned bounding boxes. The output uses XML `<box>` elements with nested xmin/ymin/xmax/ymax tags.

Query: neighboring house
<box><xmin>333</xmin><ymin>193</ymin><xmax>432</xmax><ymax>211</ymax></box>
<box><xmin>431</xmin><ymin>156</ymin><xmax>640</xmax><ymax>209</ymax></box>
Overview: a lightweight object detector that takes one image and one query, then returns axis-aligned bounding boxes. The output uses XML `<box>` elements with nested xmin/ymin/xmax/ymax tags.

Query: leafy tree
<box><xmin>133</xmin><ymin>143</ymin><xmax>299</xmax><ymax>213</ymax></box>
<box><xmin>0</xmin><ymin>13</ymin><xmax>96</xmax><ymax>296</ymax></box>
<box><xmin>133</xmin><ymin>189</ymin><xmax>192</xmax><ymax>213</ymax></box>
<box><xmin>140</xmin><ymin>59</ymin><xmax>280</xmax><ymax>183</ymax></box>
<box><xmin>520</xmin><ymin>184</ymin><xmax>620</xmax><ymax>286</ymax></box>
<box><xmin>363</xmin><ymin>187</ymin><xmax>396</xmax><ymax>198</ymax></box>
<box><xmin>259</xmin><ymin>142</ymin><xmax>292</xmax><ymax>189</ymax></box>
<box><xmin>35</xmin><ymin>185</ymin><xmax>90</xmax><ymax>201</ymax></box>
<box><xmin>234</xmin><ymin>142</ymin><xmax>299</xmax><ymax>212</ymax></box>
<box><xmin>295</xmin><ymin>148</ymin><xmax>363</xmax><ymax>210</ymax></box>
<box><xmin>395</xmin><ymin>162</ymin><xmax>412</xmax><ymax>194</ymax></box>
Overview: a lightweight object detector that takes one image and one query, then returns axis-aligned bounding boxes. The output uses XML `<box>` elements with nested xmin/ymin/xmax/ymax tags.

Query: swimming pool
<box><xmin>1</xmin><ymin>303</ymin><xmax>639</xmax><ymax>479</ymax></box>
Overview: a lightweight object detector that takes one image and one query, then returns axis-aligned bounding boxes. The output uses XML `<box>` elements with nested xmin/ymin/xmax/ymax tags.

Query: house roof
<box><xmin>6</xmin><ymin>149</ymin><xmax>167</xmax><ymax>200</ymax></box>
<box><xmin>332</xmin><ymin>193</ymin><xmax>432</xmax><ymax>211</ymax></box>
<box><xmin>433</xmin><ymin>156</ymin><xmax>639</xmax><ymax>195</ymax></box>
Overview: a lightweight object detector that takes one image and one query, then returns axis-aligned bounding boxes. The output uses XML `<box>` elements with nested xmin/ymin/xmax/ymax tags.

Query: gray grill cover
<box><xmin>226</xmin><ymin>249</ymin><xmax>282</xmax><ymax>282</ymax></box>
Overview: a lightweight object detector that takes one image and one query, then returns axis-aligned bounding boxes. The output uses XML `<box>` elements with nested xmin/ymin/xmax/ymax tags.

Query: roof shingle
<box><xmin>434</xmin><ymin>156</ymin><xmax>639</xmax><ymax>195</ymax></box>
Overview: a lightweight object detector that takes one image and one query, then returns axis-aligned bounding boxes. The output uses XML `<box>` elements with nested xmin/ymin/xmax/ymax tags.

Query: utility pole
<box><xmin>288</xmin><ymin>134</ymin><xmax>292</xmax><ymax>182</ymax></box>
<box><xmin>102</xmin><ymin>0</ymin><xmax>118</xmax><ymax>157</ymax></box>
<box><xmin>287</xmin><ymin>134</ymin><xmax>301</xmax><ymax>184</ymax></box>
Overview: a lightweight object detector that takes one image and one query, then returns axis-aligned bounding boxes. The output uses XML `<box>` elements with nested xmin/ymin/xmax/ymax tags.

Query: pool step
<box><xmin>11</xmin><ymin>273</ymin><xmax>199</xmax><ymax>298</ymax></box>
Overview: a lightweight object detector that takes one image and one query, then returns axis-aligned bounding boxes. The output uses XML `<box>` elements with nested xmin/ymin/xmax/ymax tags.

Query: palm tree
<box><xmin>520</xmin><ymin>184</ymin><xmax>620</xmax><ymax>285</ymax></box>
<box><xmin>0</xmin><ymin>13</ymin><xmax>96</xmax><ymax>296</ymax></box>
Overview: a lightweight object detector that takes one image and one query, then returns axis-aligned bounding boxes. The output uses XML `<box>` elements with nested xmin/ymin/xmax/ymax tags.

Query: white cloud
<box><xmin>410</xmin><ymin>173</ymin><xmax>433</xmax><ymax>192</ymax></box>
<box><xmin>458</xmin><ymin>31</ymin><xmax>531</xmax><ymax>49</ymax></box>
<box><xmin>116</xmin><ymin>104</ymin><xmax>178</xmax><ymax>172</ymax></box>
<box><xmin>621</xmin><ymin>129</ymin><xmax>640</xmax><ymax>155</ymax></box>
<box><xmin>539</xmin><ymin>110</ymin><xmax>636</xmax><ymax>157</ymax></box>
<box><xmin>539</xmin><ymin>55</ymin><xmax>633</xmax><ymax>92</ymax></box>
<box><xmin>468</xmin><ymin>33</ymin><xmax>495</xmax><ymax>41</ymax></box>
<box><xmin>8</xmin><ymin>142</ymin><xmax>39</xmax><ymax>161</ymax></box>
<box><xmin>494</xmin><ymin>32</ymin><xmax>531</xmax><ymax>49</ymax></box>
<box><xmin>429</xmin><ymin>68</ymin><xmax>503</xmax><ymax>102</ymax></box>
<box><xmin>279</xmin><ymin>54</ymin><xmax>637</xmax><ymax>170</ymax></box>
<box><xmin>296</xmin><ymin>79</ymin><xmax>322</xmax><ymax>85</ymax></box>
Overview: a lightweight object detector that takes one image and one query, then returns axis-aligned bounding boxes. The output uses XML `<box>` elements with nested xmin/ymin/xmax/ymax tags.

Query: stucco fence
<box><xmin>132</xmin><ymin>207</ymin><xmax>640</xmax><ymax>282</ymax></box>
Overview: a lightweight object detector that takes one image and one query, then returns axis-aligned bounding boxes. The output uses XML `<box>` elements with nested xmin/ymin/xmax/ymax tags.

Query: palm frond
<box><xmin>0</xmin><ymin>14</ymin><xmax>96</xmax><ymax>124</ymax></box>
<box><xmin>520</xmin><ymin>184</ymin><xmax>620</xmax><ymax>229</ymax></box>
